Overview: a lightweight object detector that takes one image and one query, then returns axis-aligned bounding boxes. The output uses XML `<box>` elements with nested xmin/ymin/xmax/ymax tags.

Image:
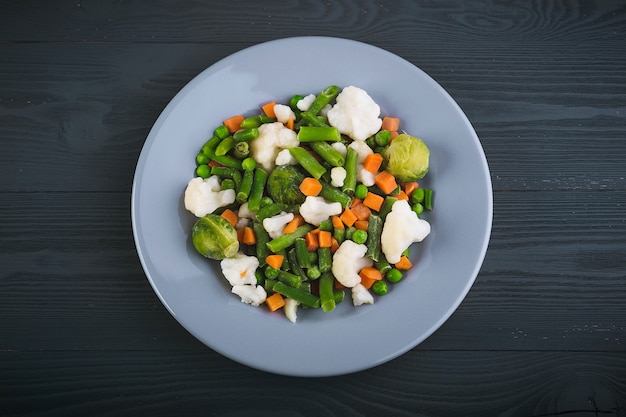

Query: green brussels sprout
<box><xmin>266</xmin><ymin>165</ymin><xmax>306</xmax><ymax>205</ymax></box>
<box><xmin>191</xmin><ymin>213</ymin><xmax>239</xmax><ymax>260</ymax></box>
<box><xmin>383</xmin><ymin>134</ymin><xmax>430</xmax><ymax>182</ymax></box>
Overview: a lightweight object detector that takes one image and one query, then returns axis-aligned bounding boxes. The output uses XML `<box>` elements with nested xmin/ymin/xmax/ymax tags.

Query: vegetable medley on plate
<box><xmin>183</xmin><ymin>85</ymin><xmax>434</xmax><ymax>322</ymax></box>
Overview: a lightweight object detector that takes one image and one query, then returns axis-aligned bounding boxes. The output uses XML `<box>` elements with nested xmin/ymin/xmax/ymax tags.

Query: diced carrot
<box><xmin>359</xmin><ymin>275</ymin><xmax>376</xmax><ymax>289</ymax></box>
<box><xmin>339</xmin><ymin>207</ymin><xmax>358</xmax><ymax>227</ymax></box>
<box><xmin>265</xmin><ymin>254</ymin><xmax>284</xmax><ymax>270</ymax></box>
<box><xmin>318</xmin><ymin>230</ymin><xmax>332</xmax><ymax>248</ymax></box>
<box><xmin>363</xmin><ymin>192</ymin><xmax>384</xmax><ymax>212</ymax></box>
<box><xmin>242</xmin><ymin>227</ymin><xmax>256</xmax><ymax>245</ymax></box>
<box><xmin>390</xmin><ymin>131</ymin><xmax>400</xmax><ymax>140</ymax></box>
<box><xmin>282</xmin><ymin>214</ymin><xmax>304</xmax><ymax>234</ymax></box>
<box><xmin>350</xmin><ymin>198</ymin><xmax>363</xmax><ymax>208</ymax></box>
<box><xmin>394</xmin><ymin>190</ymin><xmax>409</xmax><ymax>201</ymax></box>
<box><xmin>362</xmin><ymin>153</ymin><xmax>384</xmax><ymax>173</ymax></box>
<box><xmin>236</xmin><ymin>228</ymin><xmax>245</xmax><ymax>242</ymax></box>
<box><xmin>286</xmin><ymin>116</ymin><xmax>295</xmax><ymax>130</ymax></box>
<box><xmin>331</xmin><ymin>215</ymin><xmax>344</xmax><ymax>229</ymax></box>
<box><xmin>354</xmin><ymin>220</ymin><xmax>369</xmax><ymax>231</ymax></box>
<box><xmin>299</xmin><ymin>177</ymin><xmax>323</xmax><ymax>197</ymax></box>
<box><xmin>223</xmin><ymin>115</ymin><xmax>244</xmax><ymax>133</ymax></box>
<box><xmin>305</xmin><ymin>231</ymin><xmax>319</xmax><ymax>252</ymax></box>
<box><xmin>265</xmin><ymin>292</ymin><xmax>285</xmax><ymax>312</ymax></box>
<box><xmin>350</xmin><ymin>203</ymin><xmax>371</xmax><ymax>221</ymax></box>
<box><xmin>220</xmin><ymin>209</ymin><xmax>238</xmax><ymax>227</ymax></box>
<box><xmin>334</xmin><ymin>280</ymin><xmax>346</xmax><ymax>290</ymax></box>
<box><xmin>208</xmin><ymin>160</ymin><xmax>222</xmax><ymax>168</ymax></box>
<box><xmin>359</xmin><ymin>266</ymin><xmax>383</xmax><ymax>281</ymax></box>
<box><xmin>402</xmin><ymin>182</ymin><xmax>419</xmax><ymax>197</ymax></box>
<box><xmin>381</xmin><ymin>116</ymin><xmax>400</xmax><ymax>132</ymax></box>
<box><xmin>375</xmin><ymin>171</ymin><xmax>398</xmax><ymax>194</ymax></box>
<box><xmin>330</xmin><ymin>237</ymin><xmax>340</xmax><ymax>253</ymax></box>
<box><xmin>261</xmin><ymin>101</ymin><xmax>276</xmax><ymax>118</ymax></box>
<box><xmin>395</xmin><ymin>255</ymin><xmax>413</xmax><ymax>270</ymax></box>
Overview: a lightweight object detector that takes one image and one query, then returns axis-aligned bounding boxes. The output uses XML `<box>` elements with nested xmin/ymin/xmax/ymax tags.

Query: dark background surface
<box><xmin>1</xmin><ymin>1</ymin><xmax>625</xmax><ymax>416</ymax></box>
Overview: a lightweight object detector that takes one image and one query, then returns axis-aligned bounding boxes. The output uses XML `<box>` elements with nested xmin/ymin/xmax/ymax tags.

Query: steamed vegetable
<box><xmin>191</xmin><ymin>214</ymin><xmax>239</xmax><ymax>260</ymax></box>
<box><xmin>266</xmin><ymin>165</ymin><xmax>306</xmax><ymax>205</ymax></box>
<box><xmin>383</xmin><ymin>133</ymin><xmax>430</xmax><ymax>182</ymax></box>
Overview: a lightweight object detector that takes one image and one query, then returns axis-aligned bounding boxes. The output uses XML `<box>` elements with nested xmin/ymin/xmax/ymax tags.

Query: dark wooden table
<box><xmin>2</xmin><ymin>1</ymin><xmax>625</xmax><ymax>415</ymax></box>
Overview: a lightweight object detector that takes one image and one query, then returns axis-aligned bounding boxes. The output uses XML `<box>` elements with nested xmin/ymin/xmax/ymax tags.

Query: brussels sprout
<box><xmin>191</xmin><ymin>214</ymin><xmax>239</xmax><ymax>260</ymax></box>
<box><xmin>383</xmin><ymin>134</ymin><xmax>430</xmax><ymax>182</ymax></box>
<box><xmin>266</xmin><ymin>165</ymin><xmax>306</xmax><ymax>205</ymax></box>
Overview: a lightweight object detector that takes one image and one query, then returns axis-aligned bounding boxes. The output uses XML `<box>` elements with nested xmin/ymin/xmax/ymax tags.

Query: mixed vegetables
<box><xmin>184</xmin><ymin>85</ymin><xmax>433</xmax><ymax>322</ymax></box>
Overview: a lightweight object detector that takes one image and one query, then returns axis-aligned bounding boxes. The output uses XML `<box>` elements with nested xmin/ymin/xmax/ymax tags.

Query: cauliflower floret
<box><xmin>275</xmin><ymin>148</ymin><xmax>298</xmax><ymax>166</ymax></box>
<box><xmin>273</xmin><ymin>104</ymin><xmax>295</xmax><ymax>124</ymax></box>
<box><xmin>220</xmin><ymin>252</ymin><xmax>259</xmax><ymax>286</ymax></box>
<box><xmin>232</xmin><ymin>284</ymin><xmax>267</xmax><ymax>306</ymax></box>
<box><xmin>348</xmin><ymin>140</ymin><xmax>376</xmax><ymax>186</ymax></box>
<box><xmin>237</xmin><ymin>201</ymin><xmax>255</xmax><ymax>219</ymax></box>
<box><xmin>330</xmin><ymin>167</ymin><xmax>347</xmax><ymax>187</ymax></box>
<box><xmin>381</xmin><ymin>200</ymin><xmax>431</xmax><ymax>264</ymax></box>
<box><xmin>184</xmin><ymin>176</ymin><xmax>236</xmax><ymax>217</ymax></box>
<box><xmin>319</xmin><ymin>103</ymin><xmax>332</xmax><ymax>118</ymax></box>
<box><xmin>351</xmin><ymin>283</ymin><xmax>374</xmax><ymax>306</ymax></box>
<box><xmin>299</xmin><ymin>196</ymin><xmax>343</xmax><ymax>226</ymax></box>
<box><xmin>357</xmin><ymin>167</ymin><xmax>376</xmax><ymax>187</ymax></box>
<box><xmin>327</xmin><ymin>86</ymin><xmax>383</xmax><ymax>141</ymax></box>
<box><xmin>250</xmin><ymin>122</ymin><xmax>298</xmax><ymax>171</ymax></box>
<box><xmin>331</xmin><ymin>240</ymin><xmax>373</xmax><ymax>288</ymax></box>
<box><xmin>284</xmin><ymin>298</ymin><xmax>300</xmax><ymax>323</ymax></box>
<box><xmin>331</xmin><ymin>141</ymin><xmax>347</xmax><ymax>157</ymax></box>
<box><xmin>262</xmin><ymin>211</ymin><xmax>295</xmax><ymax>239</ymax></box>
<box><xmin>296</xmin><ymin>94</ymin><xmax>316</xmax><ymax>111</ymax></box>
<box><xmin>348</xmin><ymin>140</ymin><xmax>373</xmax><ymax>163</ymax></box>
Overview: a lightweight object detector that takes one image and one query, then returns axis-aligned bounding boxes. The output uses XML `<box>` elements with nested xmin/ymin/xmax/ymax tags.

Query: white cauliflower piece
<box><xmin>273</xmin><ymin>104</ymin><xmax>295</xmax><ymax>124</ymax></box>
<box><xmin>250</xmin><ymin>122</ymin><xmax>298</xmax><ymax>171</ymax></box>
<box><xmin>296</xmin><ymin>94</ymin><xmax>316</xmax><ymax>111</ymax></box>
<box><xmin>331</xmin><ymin>141</ymin><xmax>347</xmax><ymax>157</ymax></box>
<box><xmin>299</xmin><ymin>196</ymin><xmax>343</xmax><ymax>226</ymax></box>
<box><xmin>220</xmin><ymin>252</ymin><xmax>259</xmax><ymax>286</ymax></box>
<box><xmin>327</xmin><ymin>86</ymin><xmax>383</xmax><ymax>141</ymax></box>
<box><xmin>349</xmin><ymin>140</ymin><xmax>376</xmax><ymax>186</ymax></box>
<box><xmin>319</xmin><ymin>103</ymin><xmax>332</xmax><ymax>118</ymax></box>
<box><xmin>284</xmin><ymin>298</ymin><xmax>300</xmax><ymax>323</ymax></box>
<box><xmin>235</xmin><ymin>217</ymin><xmax>249</xmax><ymax>230</ymax></box>
<box><xmin>237</xmin><ymin>201</ymin><xmax>255</xmax><ymax>219</ymax></box>
<box><xmin>381</xmin><ymin>200</ymin><xmax>431</xmax><ymax>264</ymax></box>
<box><xmin>262</xmin><ymin>211</ymin><xmax>295</xmax><ymax>239</ymax></box>
<box><xmin>331</xmin><ymin>240</ymin><xmax>373</xmax><ymax>288</ymax></box>
<box><xmin>275</xmin><ymin>148</ymin><xmax>298</xmax><ymax>166</ymax></box>
<box><xmin>184</xmin><ymin>176</ymin><xmax>236</xmax><ymax>217</ymax></box>
<box><xmin>232</xmin><ymin>284</ymin><xmax>267</xmax><ymax>306</ymax></box>
<box><xmin>351</xmin><ymin>283</ymin><xmax>374</xmax><ymax>306</ymax></box>
<box><xmin>330</xmin><ymin>167</ymin><xmax>347</xmax><ymax>187</ymax></box>
<box><xmin>348</xmin><ymin>140</ymin><xmax>373</xmax><ymax>163</ymax></box>
<box><xmin>357</xmin><ymin>167</ymin><xmax>376</xmax><ymax>187</ymax></box>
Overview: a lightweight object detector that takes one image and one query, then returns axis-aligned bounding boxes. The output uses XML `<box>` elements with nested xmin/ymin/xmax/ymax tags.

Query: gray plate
<box><xmin>131</xmin><ymin>37</ymin><xmax>492</xmax><ymax>377</ymax></box>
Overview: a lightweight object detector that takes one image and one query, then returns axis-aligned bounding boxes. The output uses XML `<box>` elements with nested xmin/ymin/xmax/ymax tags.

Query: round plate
<box><xmin>131</xmin><ymin>37</ymin><xmax>492</xmax><ymax>377</ymax></box>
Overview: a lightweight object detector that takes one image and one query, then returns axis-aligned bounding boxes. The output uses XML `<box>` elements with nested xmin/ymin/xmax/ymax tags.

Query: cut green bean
<box><xmin>215</xmin><ymin>136</ymin><xmax>236</xmax><ymax>156</ymax></box>
<box><xmin>196</xmin><ymin>152</ymin><xmax>209</xmax><ymax>165</ymax></box>
<box><xmin>319</xmin><ymin>180</ymin><xmax>352</xmax><ymax>208</ymax></box>
<box><xmin>233</xmin><ymin>141</ymin><xmax>250</xmax><ymax>159</ymax></box>
<box><xmin>318</xmin><ymin>219</ymin><xmax>333</xmax><ymax>232</ymax></box>
<box><xmin>318</xmin><ymin>247</ymin><xmax>332</xmax><ymax>273</ymax></box>
<box><xmin>294</xmin><ymin>238</ymin><xmax>311</xmax><ymax>269</ymax></box>
<box><xmin>309</xmin><ymin>141</ymin><xmax>345</xmax><ymax>167</ymax></box>
<box><xmin>379</xmin><ymin>196</ymin><xmax>398</xmax><ymax>219</ymax></box>
<box><xmin>334</xmin><ymin>290</ymin><xmax>345</xmax><ymax>304</ymax></box>
<box><xmin>256</xmin><ymin>203</ymin><xmax>287</xmax><ymax>221</ymax></box>
<box><xmin>300</xmin><ymin>111</ymin><xmax>328</xmax><ymax>127</ymax></box>
<box><xmin>342</xmin><ymin>148</ymin><xmax>358</xmax><ymax>195</ymax></box>
<box><xmin>266</xmin><ymin>224</ymin><xmax>314</xmax><ymax>253</ymax></box>
<box><xmin>288</xmin><ymin>147</ymin><xmax>327</xmax><ymax>179</ymax></box>
<box><xmin>277</xmin><ymin>270</ymin><xmax>302</xmax><ymax>289</ymax></box>
<box><xmin>272</xmin><ymin>282</ymin><xmax>320</xmax><ymax>308</ymax></box>
<box><xmin>240</xmin><ymin>116</ymin><xmax>262</xmax><ymax>129</ymax></box>
<box><xmin>253</xmin><ymin>221</ymin><xmax>270</xmax><ymax>265</ymax></box>
<box><xmin>201</xmin><ymin>136</ymin><xmax>221</xmax><ymax>154</ymax></box>
<box><xmin>424</xmin><ymin>188</ymin><xmax>434</xmax><ymax>210</ymax></box>
<box><xmin>375</xmin><ymin>129</ymin><xmax>391</xmax><ymax>146</ymax></box>
<box><xmin>365</xmin><ymin>214</ymin><xmax>382</xmax><ymax>262</ymax></box>
<box><xmin>220</xmin><ymin>179</ymin><xmax>235</xmax><ymax>190</ymax></box>
<box><xmin>297</xmin><ymin>126</ymin><xmax>341</xmax><ymax>142</ymax></box>
<box><xmin>233</xmin><ymin>127</ymin><xmax>259</xmax><ymax>142</ymax></box>
<box><xmin>236</xmin><ymin>169</ymin><xmax>254</xmax><ymax>203</ymax></box>
<box><xmin>264</xmin><ymin>266</ymin><xmax>279</xmax><ymax>280</ymax></box>
<box><xmin>306</xmin><ymin>265</ymin><xmax>321</xmax><ymax>280</ymax></box>
<box><xmin>333</xmin><ymin>227</ymin><xmax>345</xmax><ymax>244</ymax></box>
<box><xmin>308</xmin><ymin>85</ymin><xmax>340</xmax><ymax>115</ymax></box>
<box><xmin>375</xmin><ymin>257</ymin><xmax>392</xmax><ymax>275</ymax></box>
<box><xmin>214</xmin><ymin>125</ymin><xmax>230</xmax><ymax>140</ymax></box>
<box><xmin>247</xmin><ymin>168</ymin><xmax>268</xmax><ymax>212</ymax></box>
<box><xmin>289</xmin><ymin>94</ymin><xmax>304</xmax><ymax>110</ymax></box>
<box><xmin>319</xmin><ymin>272</ymin><xmax>336</xmax><ymax>312</ymax></box>
<box><xmin>288</xmin><ymin>248</ymin><xmax>309</xmax><ymax>284</ymax></box>
<box><xmin>210</xmin><ymin>166</ymin><xmax>236</xmax><ymax>178</ymax></box>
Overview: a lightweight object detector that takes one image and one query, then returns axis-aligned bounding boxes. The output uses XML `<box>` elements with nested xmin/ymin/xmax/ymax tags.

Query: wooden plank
<box><xmin>1</xmin><ymin>350</ymin><xmax>624</xmax><ymax>416</ymax></box>
<box><xmin>1</xmin><ymin>190</ymin><xmax>625</xmax><ymax>351</ymax></box>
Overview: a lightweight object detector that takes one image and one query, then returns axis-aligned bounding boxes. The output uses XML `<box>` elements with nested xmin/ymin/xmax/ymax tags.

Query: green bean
<box><xmin>376</xmin><ymin>257</ymin><xmax>392</xmax><ymax>275</ymax></box>
<box><xmin>375</xmin><ymin>129</ymin><xmax>391</xmax><ymax>147</ymax></box>
<box><xmin>264</xmin><ymin>266</ymin><xmax>279</xmax><ymax>280</ymax></box>
<box><xmin>319</xmin><ymin>272</ymin><xmax>336</xmax><ymax>312</ymax></box>
<box><xmin>255</xmin><ymin>270</ymin><xmax>264</xmax><ymax>285</ymax></box>
<box><xmin>233</xmin><ymin>141</ymin><xmax>250</xmax><ymax>159</ymax></box>
<box><xmin>318</xmin><ymin>219</ymin><xmax>333</xmax><ymax>232</ymax></box>
<box><xmin>345</xmin><ymin>226</ymin><xmax>356</xmax><ymax>241</ymax></box>
<box><xmin>334</xmin><ymin>289</ymin><xmax>345</xmax><ymax>304</ymax></box>
<box><xmin>256</xmin><ymin>203</ymin><xmax>287</xmax><ymax>221</ymax></box>
<box><xmin>195</xmin><ymin>164</ymin><xmax>210</xmax><ymax>179</ymax></box>
<box><xmin>233</xmin><ymin>127</ymin><xmax>259</xmax><ymax>142</ymax></box>
<box><xmin>236</xmin><ymin>169</ymin><xmax>254</xmax><ymax>203</ymax></box>
<box><xmin>196</xmin><ymin>153</ymin><xmax>209</xmax><ymax>165</ymax></box>
<box><xmin>288</xmin><ymin>147</ymin><xmax>327</xmax><ymax>179</ymax></box>
<box><xmin>308</xmin><ymin>85</ymin><xmax>340</xmax><ymax>115</ymax></box>
<box><xmin>215</xmin><ymin>136</ymin><xmax>236</xmax><ymax>156</ymax></box>
<box><xmin>299</xmin><ymin>281</ymin><xmax>311</xmax><ymax>294</ymax></box>
<box><xmin>333</xmin><ymin>227</ymin><xmax>345</xmax><ymax>244</ymax></box>
<box><xmin>214</xmin><ymin>125</ymin><xmax>230</xmax><ymax>140</ymax></box>
<box><xmin>266</xmin><ymin>224</ymin><xmax>314</xmax><ymax>253</ymax></box>
<box><xmin>294</xmin><ymin>238</ymin><xmax>311</xmax><ymax>269</ymax></box>
<box><xmin>289</xmin><ymin>94</ymin><xmax>304</xmax><ymax>110</ymax></box>
<box><xmin>379</xmin><ymin>196</ymin><xmax>397</xmax><ymax>219</ymax></box>
<box><xmin>306</xmin><ymin>265</ymin><xmax>321</xmax><ymax>280</ymax></box>
<box><xmin>342</xmin><ymin>148</ymin><xmax>358</xmax><ymax>195</ymax></box>
<box><xmin>253</xmin><ymin>221</ymin><xmax>270</xmax><ymax>265</ymax></box>
<box><xmin>258</xmin><ymin>115</ymin><xmax>276</xmax><ymax>124</ymax></box>
<box><xmin>212</xmin><ymin>154</ymin><xmax>242</xmax><ymax>170</ymax></box>
<box><xmin>277</xmin><ymin>249</ymin><xmax>290</xmax><ymax>272</ymax></box>
<box><xmin>297</xmin><ymin>126</ymin><xmax>341</xmax><ymax>142</ymax></box>
<box><xmin>232</xmin><ymin>170</ymin><xmax>242</xmax><ymax>190</ymax></box>
<box><xmin>247</xmin><ymin>168</ymin><xmax>268</xmax><ymax>212</ymax></box>
<box><xmin>240</xmin><ymin>116</ymin><xmax>262</xmax><ymax>129</ymax></box>
<box><xmin>220</xmin><ymin>179</ymin><xmax>235</xmax><ymax>190</ymax></box>
<box><xmin>272</xmin><ymin>282</ymin><xmax>320</xmax><ymax>308</ymax></box>
<box><xmin>201</xmin><ymin>136</ymin><xmax>221</xmax><ymax>154</ymax></box>
<box><xmin>277</xmin><ymin>270</ymin><xmax>302</xmax><ymax>289</ymax></box>
<box><xmin>365</xmin><ymin>214</ymin><xmax>382</xmax><ymax>262</ymax></box>
<box><xmin>300</xmin><ymin>111</ymin><xmax>328</xmax><ymax>127</ymax></box>
<box><xmin>259</xmin><ymin>196</ymin><xmax>273</xmax><ymax>208</ymax></box>
<box><xmin>318</xmin><ymin>247</ymin><xmax>332</xmax><ymax>273</ymax></box>
<box><xmin>424</xmin><ymin>188</ymin><xmax>434</xmax><ymax>210</ymax></box>
<box><xmin>288</xmin><ymin>248</ymin><xmax>309</xmax><ymax>284</ymax></box>
<box><xmin>264</xmin><ymin>279</ymin><xmax>277</xmax><ymax>293</ymax></box>
<box><xmin>210</xmin><ymin>166</ymin><xmax>236</xmax><ymax>178</ymax></box>
<box><xmin>309</xmin><ymin>141</ymin><xmax>345</xmax><ymax>167</ymax></box>
<box><xmin>319</xmin><ymin>180</ymin><xmax>352</xmax><ymax>208</ymax></box>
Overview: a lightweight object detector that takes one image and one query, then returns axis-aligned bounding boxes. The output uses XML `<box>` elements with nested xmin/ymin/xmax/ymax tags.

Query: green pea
<box><xmin>242</xmin><ymin>157</ymin><xmax>257</xmax><ymax>171</ymax></box>
<box><xmin>196</xmin><ymin>164</ymin><xmax>210</xmax><ymax>179</ymax></box>
<box><xmin>372</xmin><ymin>280</ymin><xmax>388</xmax><ymax>296</ymax></box>
<box><xmin>264</xmin><ymin>266</ymin><xmax>280</xmax><ymax>280</ymax></box>
<box><xmin>196</xmin><ymin>153</ymin><xmax>209</xmax><ymax>165</ymax></box>
<box><xmin>412</xmin><ymin>188</ymin><xmax>425</xmax><ymax>204</ymax></box>
<box><xmin>352</xmin><ymin>229</ymin><xmax>368</xmax><ymax>244</ymax></box>
<box><xmin>386</xmin><ymin>268</ymin><xmax>403</xmax><ymax>283</ymax></box>
<box><xmin>412</xmin><ymin>203</ymin><xmax>424</xmax><ymax>215</ymax></box>
<box><xmin>355</xmin><ymin>184</ymin><xmax>368</xmax><ymax>200</ymax></box>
